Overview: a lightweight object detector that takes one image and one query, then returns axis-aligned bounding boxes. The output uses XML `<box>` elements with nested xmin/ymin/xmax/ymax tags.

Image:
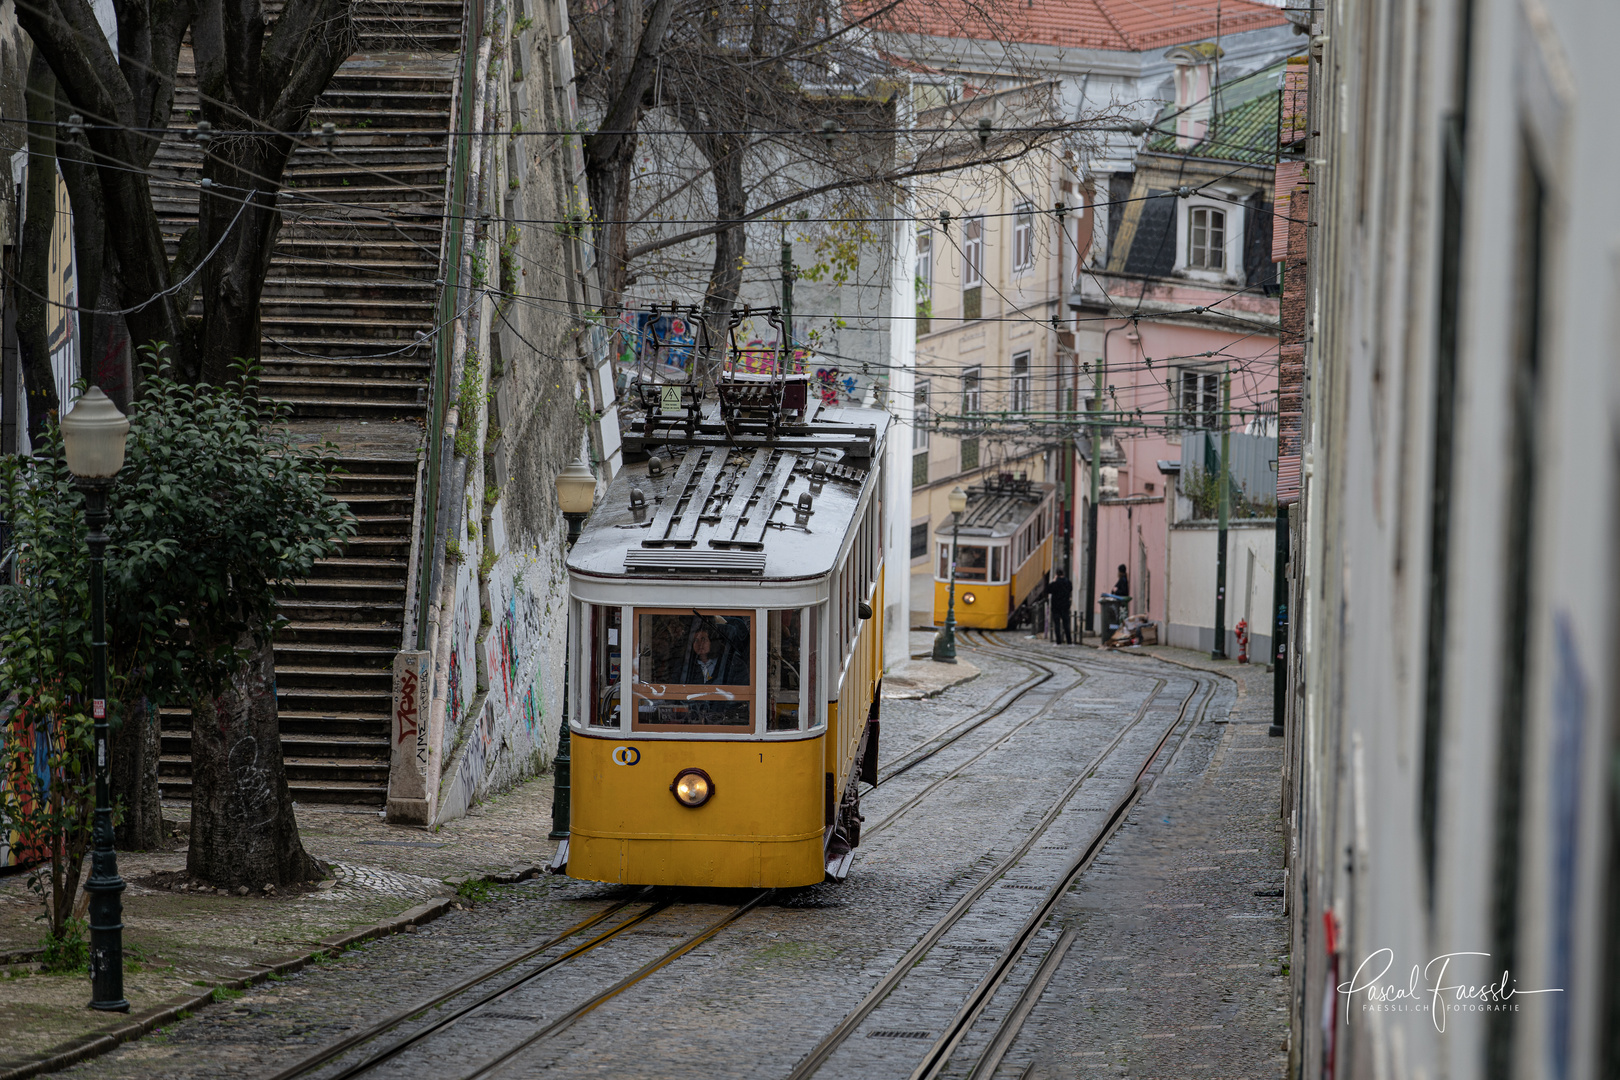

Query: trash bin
<box><xmin>1099</xmin><ymin>594</ymin><xmax>1127</xmax><ymax>644</ymax></box>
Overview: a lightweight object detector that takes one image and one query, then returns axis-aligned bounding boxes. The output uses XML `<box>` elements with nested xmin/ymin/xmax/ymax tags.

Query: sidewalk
<box><xmin>0</xmin><ymin>776</ymin><xmax>560</xmax><ymax>1070</ymax></box>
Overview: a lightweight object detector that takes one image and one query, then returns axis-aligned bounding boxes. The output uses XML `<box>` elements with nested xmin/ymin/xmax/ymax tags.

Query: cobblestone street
<box><xmin>0</xmin><ymin>637</ymin><xmax>1291</xmax><ymax>1080</ymax></box>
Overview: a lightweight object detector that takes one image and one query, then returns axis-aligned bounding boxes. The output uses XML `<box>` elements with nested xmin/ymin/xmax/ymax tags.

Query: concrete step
<box><xmin>279</xmin><ymin>596</ymin><xmax>409</xmax><ymax>622</ymax></box>
<box><xmin>263</xmin><ymin>358</ymin><xmax>431</xmax><ymax>384</ymax></box>
<box><xmin>157</xmin><ymin>772</ymin><xmax>390</xmax><ymax>805</ymax></box>
<box><xmin>290</xmin><ymin>579</ymin><xmax>409</xmax><ymax>606</ymax></box>
<box><xmin>307</xmin><ymin>557</ymin><xmax>411</xmax><ymax>581</ymax></box>
<box><xmin>278</xmin><ymin>619</ymin><xmax>404</xmax><ymax>645</ymax></box>
<box><xmin>275</xmin><ymin>665</ymin><xmax>394</xmax><ymax>692</ymax></box>
<box><xmin>264</xmin><ymin>377</ymin><xmax>426</xmax><ymax>405</ymax></box>
<box><xmin>163</xmin><ymin>730</ymin><xmax>390</xmax><ymax>761</ymax></box>
<box><xmin>275</xmin><ymin>640</ymin><xmax>399</xmax><ymax>668</ymax></box>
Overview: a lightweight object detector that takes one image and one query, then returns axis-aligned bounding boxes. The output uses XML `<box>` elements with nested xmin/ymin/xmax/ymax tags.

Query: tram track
<box><xmin>263</xmin><ymin>634</ymin><xmax>1208</xmax><ymax>1080</ymax></box>
<box><xmin>267</xmin><ymin>888</ymin><xmax>771</xmax><ymax>1080</ymax></box>
<box><xmin>788</xmin><ymin>633</ymin><xmax>1217</xmax><ymax>1080</ymax></box>
<box><xmin>266</xmin><ymin>634</ymin><xmax>1085</xmax><ymax>1080</ymax></box>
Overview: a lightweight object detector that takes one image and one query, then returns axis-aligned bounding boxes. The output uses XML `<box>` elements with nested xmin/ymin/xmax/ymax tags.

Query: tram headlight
<box><xmin>670</xmin><ymin>768</ymin><xmax>715</xmax><ymax>807</ymax></box>
<box><xmin>962</xmin><ymin>591</ymin><xmax>976</xmax><ymax>605</ymax></box>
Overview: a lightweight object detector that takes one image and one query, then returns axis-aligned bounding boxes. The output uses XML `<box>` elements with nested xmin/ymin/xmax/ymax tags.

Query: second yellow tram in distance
<box><xmin>931</xmin><ymin>475</ymin><xmax>1056</xmax><ymax>630</ymax></box>
<box><xmin>560</xmin><ymin>375</ymin><xmax>889</xmax><ymax>889</ymax></box>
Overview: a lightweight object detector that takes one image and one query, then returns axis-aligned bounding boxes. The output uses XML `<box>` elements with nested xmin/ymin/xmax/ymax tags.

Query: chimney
<box><xmin>1164</xmin><ymin>43</ymin><xmax>1223</xmax><ymax>149</ymax></box>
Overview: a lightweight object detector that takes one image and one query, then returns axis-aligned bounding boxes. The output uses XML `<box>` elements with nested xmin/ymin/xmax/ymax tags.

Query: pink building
<box><xmin>1068</xmin><ymin>54</ymin><xmax>1285</xmax><ymax>646</ymax></box>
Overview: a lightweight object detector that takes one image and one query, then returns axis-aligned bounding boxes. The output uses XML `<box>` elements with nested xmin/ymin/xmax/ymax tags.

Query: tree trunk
<box><xmin>698</xmin><ymin>141</ymin><xmax>747</xmax><ymax>388</ymax></box>
<box><xmin>16</xmin><ymin>51</ymin><xmax>62</xmax><ymax>446</ymax></box>
<box><xmin>187</xmin><ymin>634</ymin><xmax>320</xmax><ymax>887</ymax></box>
<box><xmin>111</xmin><ymin>695</ymin><xmax>164</xmax><ymax>851</ymax></box>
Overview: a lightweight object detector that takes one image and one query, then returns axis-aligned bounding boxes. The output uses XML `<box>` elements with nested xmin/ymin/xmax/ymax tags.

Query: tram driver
<box><xmin>681</xmin><ymin>618</ymin><xmax>748</xmax><ymax>685</ymax></box>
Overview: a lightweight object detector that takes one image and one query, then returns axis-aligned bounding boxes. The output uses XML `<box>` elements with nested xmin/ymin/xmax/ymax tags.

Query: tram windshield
<box><xmin>954</xmin><ymin>545</ymin><xmax>989</xmax><ymax>581</ymax></box>
<box><xmin>633</xmin><ymin>610</ymin><xmax>754</xmax><ymax>730</ymax></box>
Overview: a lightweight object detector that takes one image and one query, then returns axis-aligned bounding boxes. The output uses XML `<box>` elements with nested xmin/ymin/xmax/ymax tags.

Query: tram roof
<box><xmin>937</xmin><ymin>476</ymin><xmax>1055</xmax><ymax>540</ymax></box>
<box><xmin>567</xmin><ymin>402</ymin><xmax>891</xmax><ymax>582</ymax></box>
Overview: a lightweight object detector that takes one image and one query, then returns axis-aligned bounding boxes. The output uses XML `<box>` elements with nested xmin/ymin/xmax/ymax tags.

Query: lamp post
<box><xmin>932</xmin><ymin>485</ymin><xmax>968</xmax><ymax>663</ymax></box>
<box><xmin>59</xmin><ymin>387</ymin><xmax>130</xmax><ymax>1013</ymax></box>
<box><xmin>550</xmin><ymin>458</ymin><xmax>596</xmax><ymax>842</ymax></box>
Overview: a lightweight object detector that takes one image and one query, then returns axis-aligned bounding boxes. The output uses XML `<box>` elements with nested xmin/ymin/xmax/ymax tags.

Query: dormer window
<box><xmin>1188</xmin><ymin>207</ymin><xmax>1226</xmax><ymax>270</ymax></box>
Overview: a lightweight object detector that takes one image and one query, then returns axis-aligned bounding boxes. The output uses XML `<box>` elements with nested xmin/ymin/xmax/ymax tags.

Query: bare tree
<box><xmin>15</xmin><ymin>0</ymin><xmax>352</xmax><ymax>384</ymax></box>
<box><xmin>13</xmin><ymin>0</ymin><xmax>355</xmax><ymax>872</ymax></box>
<box><xmin>569</xmin><ymin>0</ymin><xmax>1115</xmax><ymax>382</ymax></box>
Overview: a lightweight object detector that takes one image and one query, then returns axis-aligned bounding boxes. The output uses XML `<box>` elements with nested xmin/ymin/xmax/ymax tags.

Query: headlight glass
<box><xmin>671</xmin><ymin>768</ymin><xmax>714</xmax><ymax>807</ymax></box>
<box><xmin>962</xmin><ymin>591</ymin><xmax>976</xmax><ymax>605</ymax></box>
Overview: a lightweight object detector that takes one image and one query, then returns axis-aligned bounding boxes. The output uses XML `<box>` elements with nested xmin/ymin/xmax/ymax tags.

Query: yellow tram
<box><xmin>560</xmin><ymin>375</ymin><xmax>888</xmax><ymax>888</ymax></box>
<box><xmin>931</xmin><ymin>476</ymin><xmax>1056</xmax><ymax>629</ymax></box>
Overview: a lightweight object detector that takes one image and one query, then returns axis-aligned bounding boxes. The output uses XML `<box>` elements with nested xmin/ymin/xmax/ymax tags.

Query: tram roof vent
<box><xmin>623</xmin><ymin>548</ymin><xmax>768</xmax><ymax>576</ymax></box>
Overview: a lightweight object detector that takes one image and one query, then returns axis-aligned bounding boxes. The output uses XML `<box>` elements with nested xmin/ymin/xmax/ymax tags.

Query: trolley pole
<box><xmin>1212</xmin><ymin>371</ymin><xmax>1231</xmax><ymax>660</ymax></box>
<box><xmin>1082</xmin><ymin>355</ymin><xmax>1104</xmax><ymax>636</ymax></box>
<box><xmin>781</xmin><ymin>239</ymin><xmax>794</xmax><ymax>370</ymax></box>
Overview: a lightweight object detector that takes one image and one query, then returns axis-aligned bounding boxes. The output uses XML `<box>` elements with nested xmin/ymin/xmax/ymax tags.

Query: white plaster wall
<box><xmin>1164</xmin><ymin>520</ymin><xmax>1275</xmax><ymax>657</ymax></box>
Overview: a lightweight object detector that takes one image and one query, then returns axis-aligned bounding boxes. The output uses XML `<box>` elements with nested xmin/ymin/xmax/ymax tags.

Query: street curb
<box><xmin>0</xmin><ymin>897</ymin><xmax>454</xmax><ymax>1080</ymax></box>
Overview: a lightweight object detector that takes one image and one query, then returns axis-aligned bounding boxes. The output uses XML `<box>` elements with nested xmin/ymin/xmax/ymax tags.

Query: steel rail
<box><xmin>784</xmin><ymin>655</ymin><xmax>1179</xmax><ymax>1080</ymax></box>
<box><xmin>860</xmin><ymin>654</ymin><xmax>1106</xmax><ymax>843</ymax></box>
<box><xmin>869</xmin><ymin>655</ymin><xmax>1053</xmax><ymax>788</ymax></box>
<box><xmin>906</xmin><ymin>660</ymin><xmax>1216</xmax><ymax>1080</ymax></box>
<box><xmin>262</xmin><ymin>890</ymin><xmax>658</xmax><ymax>1080</ymax></box>
<box><xmin>462</xmin><ymin>889</ymin><xmax>776</xmax><ymax>1079</ymax></box>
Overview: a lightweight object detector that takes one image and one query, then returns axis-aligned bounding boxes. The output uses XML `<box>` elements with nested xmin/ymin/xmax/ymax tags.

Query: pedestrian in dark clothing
<box><xmin>1049</xmin><ymin>571</ymin><xmax>1072</xmax><ymax>644</ymax></box>
<box><xmin>1112</xmin><ymin>564</ymin><xmax>1130</xmax><ymax>600</ymax></box>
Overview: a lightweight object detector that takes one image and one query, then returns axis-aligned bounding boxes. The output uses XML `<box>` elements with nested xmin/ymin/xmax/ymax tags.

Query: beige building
<box><xmin>907</xmin><ymin>84</ymin><xmax>1085</xmax><ymax>624</ymax></box>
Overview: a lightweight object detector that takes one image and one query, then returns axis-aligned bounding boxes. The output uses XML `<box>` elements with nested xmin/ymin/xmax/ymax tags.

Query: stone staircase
<box><xmin>151</xmin><ymin>0</ymin><xmax>463</xmax><ymax>805</ymax></box>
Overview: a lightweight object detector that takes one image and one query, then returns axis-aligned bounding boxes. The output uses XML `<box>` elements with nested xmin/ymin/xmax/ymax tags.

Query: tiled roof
<box><xmin>1145</xmin><ymin>63</ymin><xmax>1283</xmax><ymax>164</ymax></box>
<box><xmin>869</xmin><ymin>0</ymin><xmax>1292</xmax><ymax>54</ymax></box>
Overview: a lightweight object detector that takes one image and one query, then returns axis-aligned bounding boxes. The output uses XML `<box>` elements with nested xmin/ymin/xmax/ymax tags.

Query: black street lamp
<box><xmin>932</xmin><ymin>485</ymin><xmax>969</xmax><ymax>663</ymax></box>
<box><xmin>59</xmin><ymin>387</ymin><xmax>130</xmax><ymax>1013</ymax></box>
<box><xmin>549</xmin><ymin>459</ymin><xmax>596</xmax><ymax>845</ymax></box>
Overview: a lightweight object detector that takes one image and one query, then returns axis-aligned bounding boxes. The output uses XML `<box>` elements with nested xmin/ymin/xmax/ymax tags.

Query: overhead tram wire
<box><xmin>3</xmin><ymin>107</ymin><xmax>1314</xmax><ymax>244</ymax></box>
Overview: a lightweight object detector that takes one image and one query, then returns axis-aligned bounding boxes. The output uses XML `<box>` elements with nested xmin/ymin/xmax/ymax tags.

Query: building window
<box><xmin>1187</xmin><ymin>206</ymin><xmax>1225</xmax><ymax>270</ymax></box>
<box><xmin>961</xmin><ymin>366</ymin><xmax>981</xmax><ymax>420</ymax></box>
<box><xmin>1011</xmin><ymin>351</ymin><xmax>1030</xmax><ymax>413</ymax></box>
<box><xmin>960</xmin><ymin>437</ymin><xmax>979</xmax><ymax>472</ymax></box>
<box><xmin>1013</xmin><ymin>203</ymin><xmax>1034</xmax><ymax>271</ymax></box>
<box><xmin>913</xmin><ymin>379</ymin><xmax>930</xmax><ymax>449</ymax></box>
<box><xmin>1180</xmin><ymin>370</ymin><xmax>1220</xmax><ymax>429</ymax></box>
<box><xmin>916</xmin><ymin>230</ymin><xmax>932</xmax><ymax>335</ymax></box>
<box><xmin>912</xmin><ymin>451</ymin><xmax>929</xmax><ymax>488</ymax></box>
<box><xmin>963</xmin><ymin>216</ymin><xmax>984</xmax><ymax>287</ymax></box>
<box><xmin>910</xmin><ymin>521</ymin><xmax>929</xmax><ymax>560</ymax></box>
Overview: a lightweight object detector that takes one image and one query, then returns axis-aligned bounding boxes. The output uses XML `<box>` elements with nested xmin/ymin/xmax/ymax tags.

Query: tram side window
<box><xmin>633</xmin><ymin>610</ymin><xmax>753</xmax><ymax>729</ymax></box>
<box><xmin>938</xmin><ymin>542</ymin><xmax>950</xmax><ymax>579</ymax></box>
<box><xmin>806</xmin><ymin>604</ymin><xmax>821</xmax><ymax>728</ymax></box>
<box><xmin>956</xmin><ymin>545</ymin><xmax>988</xmax><ymax>581</ymax></box>
<box><xmin>590</xmin><ymin>605</ymin><xmax>622</xmax><ymax>727</ymax></box>
<box><xmin>767</xmin><ymin>609</ymin><xmax>803</xmax><ymax>731</ymax></box>
<box><xmin>991</xmin><ymin>547</ymin><xmax>1004</xmax><ymax>583</ymax></box>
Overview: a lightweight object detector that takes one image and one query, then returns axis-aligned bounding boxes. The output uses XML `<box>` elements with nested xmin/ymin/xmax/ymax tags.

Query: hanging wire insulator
<box><xmin>321</xmin><ymin>121</ymin><xmax>337</xmax><ymax>147</ymax></box>
<box><xmin>821</xmin><ymin>119</ymin><xmax>838</xmax><ymax>148</ymax></box>
<box><xmin>1129</xmin><ymin>120</ymin><xmax>1147</xmax><ymax>136</ymax></box>
<box><xmin>193</xmin><ymin>120</ymin><xmax>213</xmax><ymax>147</ymax></box>
<box><xmin>66</xmin><ymin>114</ymin><xmax>84</xmax><ymax>136</ymax></box>
<box><xmin>1053</xmin><ymin>200</ymin><xmax>1067</xmax><ymax>220</ymax></box>
<box><xmin>977</xmin><ymin>117</ymin><xmax>992</xmax><ymax>148</ymax></box>
<box><xmin>938</xmin><ymin>208</ymin><xmax>950</xmax><ymax>236</ymax></box>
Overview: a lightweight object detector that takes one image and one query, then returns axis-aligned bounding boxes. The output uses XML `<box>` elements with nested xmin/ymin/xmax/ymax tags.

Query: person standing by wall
<box><xmin>1049</xmin><ymin>569</ymin><xmax>1073</xmax><ymax>644</ymax></box>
